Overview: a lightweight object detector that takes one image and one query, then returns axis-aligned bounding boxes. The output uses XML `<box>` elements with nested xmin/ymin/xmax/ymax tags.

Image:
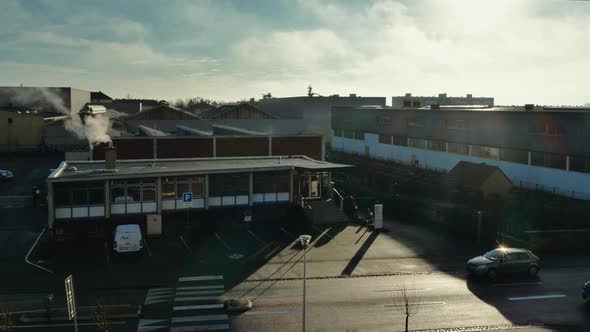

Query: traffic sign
<box><xmin>64</xmin><ymin>275</ymin><xmax>77</xmax><ymax>321</ymax></box>
<box><xmin>183</xmin><ymin>192</ymin><xmax>192</xmax><ymax>206</ymax></box>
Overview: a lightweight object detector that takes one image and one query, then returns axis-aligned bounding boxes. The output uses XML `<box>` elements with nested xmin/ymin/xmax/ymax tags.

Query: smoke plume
<box><xmin>7</xmin><ymin>87</ymin><xmax>112</xmax><ymax>146</ymax></box>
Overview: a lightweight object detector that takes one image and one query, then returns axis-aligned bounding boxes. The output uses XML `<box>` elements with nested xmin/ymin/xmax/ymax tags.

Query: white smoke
<box><xmin>7</xmin><ymin>87</ymin><xmax>112</xmax><ymax>147</ymax></box>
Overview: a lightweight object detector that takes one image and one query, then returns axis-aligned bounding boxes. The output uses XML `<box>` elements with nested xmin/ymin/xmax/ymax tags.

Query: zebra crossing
<box><xmin>138</xmin><ymin>275</ymin><xmax>228</xmax><ymax>332</ymax></box>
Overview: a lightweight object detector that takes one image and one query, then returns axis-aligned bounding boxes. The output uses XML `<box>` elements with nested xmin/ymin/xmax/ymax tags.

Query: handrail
<box><xmin>332</xmin><ymin>187</ymin><xmax>344</xmax><ymax>210</ymax></box>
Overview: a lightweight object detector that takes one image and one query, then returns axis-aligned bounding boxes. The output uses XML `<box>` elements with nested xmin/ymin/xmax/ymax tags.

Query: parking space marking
<box><xmin>16</xmin><ymin>321</ymin><xmax>127</xmax><ymax>329</ymax></box>
<box><xmin>179</xmin><ymin>235</ymin><xmax>191</xmax><ymax>253</ymax></box>
<box><xmin>24</xmin><ymin>227</ymin><xmax>54</xmax><ymax>274</ymax></box>
<box><xmin>177</xmin><ymin>285</ymin><xmax>224</xmax><ymax>291</ymax></box>
<box><xmin>508</xmin><ymin>294</ymin><xmax>567</xmax><ymax>301</ymax></box>
<box><xmin>214</xmin><ymin>232</ymin><xmax>232</xmax><ymax>251</ymax></box>
<box><xmin>179</xmin><ymin>275</ymin><xmax>224</xmax><ymax>282</ymax></box>
<box><xmin>385</xmin><ymin>301</ymin><xmax>446</xmax><ymax>308</ymax></box>
<box><xmin>312</xmin><ymin>225</ymin><xmax>334</xmax><ymax>239</ymax></box>
<box><xmin>143</xmin><ymin>239</ymin><xmax>152</xmax><ymax>257</ymax></box>
<box><xmin>247</xmin><ymin>230</ymin><xmax>267</xmax><ymax>246</ymax></box>
<box><xmin>173</xmin><ymin>304</ymin><xmax>224</xmax><ymax>311</ymax></box>
<box><xmin>279</xmin><ymin>226</ymin><xmax>296</xmax><ymax>239</ymax></box>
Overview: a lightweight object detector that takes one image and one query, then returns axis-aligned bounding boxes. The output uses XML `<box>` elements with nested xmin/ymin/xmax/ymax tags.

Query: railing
<box><xmin>517</xmin><ymin>180</ymin><xmax>590</xmax><ymax>201</ymax></box>
<box><xmin>332</xmin><ymin>187</ymin><xmax>344</xmax><ymax>210</ymax></box>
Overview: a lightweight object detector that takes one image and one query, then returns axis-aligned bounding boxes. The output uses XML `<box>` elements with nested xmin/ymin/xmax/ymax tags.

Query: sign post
<box><xmin>183</xmin><ymin>192</ymin><xmax>192</xmax><ymax>230</ymax></box>
<box><xmin>64</xmin><ymin>275</ymin><xmax>78</xmax><ymax>332</ymax></box>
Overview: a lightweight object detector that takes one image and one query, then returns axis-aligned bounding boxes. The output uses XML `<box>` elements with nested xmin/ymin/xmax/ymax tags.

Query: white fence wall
<box><xmin>332</xmin><ymin>133</ymin><xmax>590</xmax><ymax>201</ymax></box>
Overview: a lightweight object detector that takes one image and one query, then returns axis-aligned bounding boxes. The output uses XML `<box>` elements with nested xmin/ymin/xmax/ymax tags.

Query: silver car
<box><xmin>467</xmin><ymin>247</ymin><xmax>541</xmax><ymax>279</ymax></box>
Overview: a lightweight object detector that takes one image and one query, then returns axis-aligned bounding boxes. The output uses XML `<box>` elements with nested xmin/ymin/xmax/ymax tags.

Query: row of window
<box><xmin>333</xmin><ymin>129</ymin><xmax>365</xmax><ymax>140</ymax></box>
<box><xmin>391</xmin><ymin>118</ymin><xmax>561</xmax><ymax>136</ymax></box>
<box><xmin>375</xmin><ymin>134</ymin><xmax>590</xmax><ymax>173</ymax></box>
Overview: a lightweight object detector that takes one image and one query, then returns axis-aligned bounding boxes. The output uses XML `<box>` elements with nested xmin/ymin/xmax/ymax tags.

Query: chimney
<box><xmin>105</xmin><ymin>145</ymin><xmax>117</xmax><ymax>169</ymax></box>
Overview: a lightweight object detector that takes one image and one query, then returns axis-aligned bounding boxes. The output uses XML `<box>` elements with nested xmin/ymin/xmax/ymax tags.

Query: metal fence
<box><xmin>516</xmin><ymin>180</ymin><xmax>590</xmax><ymax>201</ymax></box>
<box><xmin>0</xmin><ymin>195</ymin><xmax>33</xmax><ymax>208</ymax></box>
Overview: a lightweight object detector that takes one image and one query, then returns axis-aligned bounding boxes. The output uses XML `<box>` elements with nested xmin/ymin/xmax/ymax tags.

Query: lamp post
<box><xmin>299</xmin><ymin>234</ymin><xmax>312</xmax><ymax>332</ymax></box>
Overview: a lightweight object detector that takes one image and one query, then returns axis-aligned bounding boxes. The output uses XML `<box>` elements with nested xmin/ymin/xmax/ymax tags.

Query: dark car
<box><xmin>467</xmin><ymin>247</ymin><xmax>540</xmax><ymax>280</ymax></box>
<box><xmin>583</xmin><ymin>281</ymin><xmax>590</xmax><ymax>301</ymax></box>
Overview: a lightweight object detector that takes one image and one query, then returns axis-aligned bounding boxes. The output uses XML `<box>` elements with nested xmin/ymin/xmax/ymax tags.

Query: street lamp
<box><xmin>299</xmin><ymin>234</ymin><xmax>312</xmax><ymax>332</ymax></box>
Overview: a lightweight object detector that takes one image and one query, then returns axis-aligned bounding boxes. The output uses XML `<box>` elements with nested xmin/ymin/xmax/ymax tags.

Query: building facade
<box><xmin>0</xmin><ymin>111</ymin><xmax>44</xmax><ymax>151</ymax></box>
<box><xmin>392</xmin><ymin>93</ymin><xmax>494</xmax><ymax>108</ymax></box>
<box><xmin>331</xmin><ymin>105</ymin><xmax>590</xmax><ymax>200</ymax></box>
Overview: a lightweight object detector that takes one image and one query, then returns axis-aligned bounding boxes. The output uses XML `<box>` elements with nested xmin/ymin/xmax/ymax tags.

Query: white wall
<box><xmin>332</xmin><ymin>133</ymin><xmax>590</xmax><ymax>200</ymax></box>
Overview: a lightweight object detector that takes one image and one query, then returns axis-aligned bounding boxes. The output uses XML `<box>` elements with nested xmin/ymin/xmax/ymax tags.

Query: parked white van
<box><xmin>113</xmin><ymin>224</ymin><xmax>143</xmax><ymax>253</ymax></box>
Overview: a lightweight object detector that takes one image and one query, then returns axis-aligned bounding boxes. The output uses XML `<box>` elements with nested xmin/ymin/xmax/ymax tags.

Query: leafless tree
<box><xmin>0</xmin><ymin>307</ymin><xmax>15</xmax><ymax>332</ymax></box>
<box><xmin>94</xmin><ymin>299</ymin><xmax>110</xmax><ymax>332</ymax></box>
<box><xmin>391</xmin><ymin>280</ymin><xmax>421</xmax><ymax>332</ymax></box>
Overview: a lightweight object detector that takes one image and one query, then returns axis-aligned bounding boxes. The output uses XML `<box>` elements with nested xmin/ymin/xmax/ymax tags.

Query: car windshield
<box><xmin>483</xmin><ymin>249</ymin><xmax>504</xmax><ymax>261</ymax></box>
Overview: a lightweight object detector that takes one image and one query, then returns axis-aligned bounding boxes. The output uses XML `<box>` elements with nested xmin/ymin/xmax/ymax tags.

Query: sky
<box><xmin>1</xmin><ymin>0</ymin><xmax>590</xmax><ymax>105</ymax></box>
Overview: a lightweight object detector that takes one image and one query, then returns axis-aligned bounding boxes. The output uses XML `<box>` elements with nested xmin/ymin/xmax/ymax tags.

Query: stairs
<box><xmin>305</xmin><ymin>199</ymin><xmax>349</xmax><ymax>225</ymax></box>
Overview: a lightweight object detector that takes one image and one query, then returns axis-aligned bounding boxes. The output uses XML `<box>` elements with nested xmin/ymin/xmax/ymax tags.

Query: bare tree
<box><xmin>0</xmin><ymin>307</ymin><xmax>15</xmax><ymax>332</ymax></box>
<box><xmin>391</xmin><ymin>280</ymin><xmax>421</xmax><ymax>332</ymax></box>
<box><xmin>94</xmin><ymin>299</ymin><xmax>110</xmax><ymax>332</ymax></box>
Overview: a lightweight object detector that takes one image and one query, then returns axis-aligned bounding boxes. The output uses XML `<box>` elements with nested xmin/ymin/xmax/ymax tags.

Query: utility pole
<box><xmin>299</xmin><ymin>234</ymin><xmax>312</xmax><ymax>332</ymax></box>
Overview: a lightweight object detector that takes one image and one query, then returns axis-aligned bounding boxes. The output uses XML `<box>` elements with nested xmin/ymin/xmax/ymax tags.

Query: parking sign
<box><xmin>183</xmin><ymin>192</ymin><xmax>192</xmax><ymax>206</ymax></box>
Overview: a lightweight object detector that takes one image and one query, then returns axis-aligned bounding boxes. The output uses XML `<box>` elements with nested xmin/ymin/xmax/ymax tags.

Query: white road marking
<box><xmin>214</xmin><ymin>232</ymin><xmax>232</xmax><ymax>251</ymax></box>
<box><xmin>137</xmin><ymin>319</ymin><xmax>168</xmax><ymax>331</ymax></box>
<box><xmin>248</xmin><ymin>230</ymin><xmax>267</xmax><ymax>246</ymax></box>
<box><xmin>493</xmin><ymin>282</ymin><xmax>543</xmax><ymax>286</ymax></box>
<box><xmin>170</xmin><ymin>324</ymin><xmax>229</xmax><ymax>332</ymax></box>
<box><xmin>144</xmin><ymin>288</ymin><xmax>175</xmax><ymax>305</ymax></box>
<box><xmin>177</xmin><ymin>285</ymin><xmax>224</xmax><ymax>291</ymax></box>
<box><xmin>173</xmin><ymin>304</ymin><xmax>224</xmax><ymax>311</ymax></box>
<box><xmin>175</xmin><ymin>295</ymin><xmax>220</xmax><ymax>302</ymax></box>
<box><xmin>143</xmin><ymin>239</ymin><xmax>152</xmax><ymax>257</ymax></box>
<box><xmin>15</xmin><ymin>321</ymin><xmax>127</xmax><ymax>328</ymax></box>
<box><xmin>374</xmin><ymin>288</ymin><xmax>432</xmax><ymax>293</ymax></box>
<box><xmin>179</xmin><ymin>235</ymin><xmax>191</xmax><ymax>253</ymax></box>
<box><xmin>508</xmin><ymin>294</ymin><xmax>567</xmax><ymax>301</ymax></box>
<box><xmin>312</xmin><ymin>225</ymin><xmax>334</xmax><ymax>239</ymax></box>
<box><xmin>178</xmin><ymin>275</ymin><xmax>223</xmax><ymax>282</ymax></box>
<box><xmin>385</xmin><ymin>301</ymin><xmax>446</xmax><ymax>308</ymax></box>
<box><xmin>171</xmin><ymin>315</ymin><xmax>228</xmax><ymax>323</ymax></box>
<box><xmin>243</xmin><ymin>310</ymin><xmax>295</xmax><ymax>316</ymax></box>
<box><xmin>138</xmin><ymin>319</ymin><xmax>168</xmax><ymax>326</ymax></box>
<box><xmin>24</xmin><ymin>227</ymin><xmax>54</xmax><ymax>274</ymax></box>
<box><xmin>176</xmin><ymin>290</ymin><xmax>224</xmax><ymax>296</ymax></box>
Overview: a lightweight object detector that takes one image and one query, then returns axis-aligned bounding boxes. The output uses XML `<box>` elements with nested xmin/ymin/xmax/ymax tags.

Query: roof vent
<box><xmin>466</xmin><ymin>94</ymin><xmax>472</xmax><ymax>98</ymax></box>
<box><xmin>438</xmin><ymin>93</ymin><xmax>447</xmax><ymax>98</ymax></box>
<box><xmin>405</xmin><ymin>93</ymin><xmax>412</xmax><ymax>97</ymax></box>
<box><xmin>431</xmin><ymin>104</ymin><xmax>440</xmax><ymax>110</ymax></box>
<box><xmin>524</xmin><ymin>104</ymin><xmax>535</xmax><ymax>110</ymax></box>
<box><xmin>66</xmin><ymin>165</ymin><xmax>78</xmax><ymax>171</ymax></box>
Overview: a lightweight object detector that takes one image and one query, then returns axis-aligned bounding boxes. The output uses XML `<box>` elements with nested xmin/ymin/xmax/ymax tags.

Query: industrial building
<box><xmin>257</xmin><ymin>94</ymin><xmax>386</xmax><ymax>140</ymax></box>
<box><xmin>391</xmin><ymin>93</ymin><xmax>494</xmax><ymax>108</ymax></box>
<box><xmin>0</xmin><ymin>111</ymin><xmax>44</xmax><ymax>151</ymax></box>
<box><xmin>331</xmin><ymin>105</ymin><xmax>590</xmax><ymax>200</ymax></box>
<box><xmin>0</xmin><ymin>86</ymin><xmax>90</xmax><ymax>115</ymax></box>
<box><xmin>47</xmin><ymin>150</ymin><xmax>349</xmax><ymax>239</ymax></box>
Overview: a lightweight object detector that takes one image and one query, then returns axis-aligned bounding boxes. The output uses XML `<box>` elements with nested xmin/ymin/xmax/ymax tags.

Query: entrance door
<box><xmin>300</xmin><ymin>174</ymin><xmax>321</xmax><ymax>199</ymax></box>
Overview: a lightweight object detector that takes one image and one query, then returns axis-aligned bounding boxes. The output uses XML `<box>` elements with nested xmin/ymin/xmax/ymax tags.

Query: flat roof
<box><xmin>48</xmin><ymin>156</ymin><xmax>352</xmax><ymax>182</ymax></box>
<box><xmin>335</xmin><ymin>105</ymin><xmax>590</xmax><ymax>113</ymax></box>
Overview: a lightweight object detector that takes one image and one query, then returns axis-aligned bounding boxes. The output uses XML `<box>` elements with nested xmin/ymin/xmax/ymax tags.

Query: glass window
<box><xmin>54</xmin><ymin>184</ymin><xmax>71</xmax><ymax>206</ymax></box>
<box><xmin>71</xmin><ymin>189</ymin><xmax>88</xmax><ymax>205</ymax></box>
<box><xmin>378</xmin><ymin>134</ymin><xmax>391</xmax><ymax>144</ymax></box>
<box><xmin>142</xmin><ymin>185</ymin><xmax>156</xmax><ymax>202</ymax></box>
<box><xmin>111</xmin><ymin>187</ymin><xmax>125</xmax><ymax>203</ymax></box>
<box><xmin>88</xmin><ymin>188</ymin><xmax>104</xmax><ymax>205</ymax></box>
<box><xmin>354</xmin><ymin>132</ymin><xmax>365</xmax><ymax>140</ymax></box>
<box><xmin>161</xmin><ymin>182</ymin><xmax>175</xmax><ymax>200</ymax></box>
<box><xmin>471</xmin><ymin>145</ymin><xmax>499</xmax><ymax>159</ymax></box>
<box><xmin>569</xmin><ymin>156</ymin><xmax>590</xmax><ymax>173</ymax></box>
<box><xmin>546</xmin><ymin>153</ymin><xmax>566</xmax><ymax>169</ymax></box>
<box><xmin>448</xmin><ymin>142</ymin><xmax>469</xmax><ymax>155</ymax></box>
<box><xmin>176</xmin><ymin>182</ymin><xmax>189</xmax><ymax>199</ymax></box>
<box><xmin>127</xmin><ymin>186</ymin><xmax>141</xmax><ymax>203</ymax></box>
<box><xmin>142</xmin><ymin>178</ymin><xmax>156</xmax><ymax>184</ymax></box>
<box><xmin>343</xmin><ymin>130</ymin><xmax>354</xmax><ymax>139</ymax></box>
<box><xmin>191</xmin><ymin>178</ymin><xmax>204</xmax><ymax>197</ymax></box>
<box><xmin>408</xmin><ymin>137</ymin><xmax>427</xmax><ymax>149</ymax></box>
<box><xmin>500</xmin><ymin>148</ymin><xmax>528</xmax><ymax>164</ymax></box>
<box><xmin>333</xmin><ymin>128</ymin><xmax>343</xmax><ymax>137</ymax></box>
<box><xmin>392</xmin><ymin>136</ymin><xmax>407</xmax><ymax>146</ymax></box>
<box><xmin>427</xmin><ymin>140</ymin><xmax>446</xmax><ymax>152</ymax></box>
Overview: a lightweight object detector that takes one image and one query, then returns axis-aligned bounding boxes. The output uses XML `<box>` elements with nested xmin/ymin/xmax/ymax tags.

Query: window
<box><xmin>408</xmin><ymin>137</ymin><xmax>427</xmax><ymax>149</ymax></box>
<box><xmin>403</xmin><ymin>100</ymin><xmax>412</xmax><ymax>107</ymax></box>
<box><xmin>111</xmin><ymin>186</ymin><xmax>125</xmax><ymax>203</ymax></box>
<box><xmin>500</xmin><ymin>148</ymin><xmax>528</xmax><ymax>164</ymax></box>
<box><xmin>191</xmin><ymin>177</ymin><xmax>205</xmax><ymax>197</ymax></box>
<box><xmin>378</xmin><ymin>134</ymin><xmax>391</xmax><ymax>144</ymax></box>
<box><xmin>471</xmin><ymin>145</ymin><xmax>499</xmax><ymax>160</ymax></box>
<box><xmin>447</xmin><ymin>119</ymin><xmax>466</xmax><ymax>130</ymax></box>
<box><xmin>569</xmin><ymin>156</ymin><xmax>590</xmax><ymax>173</ymax></box>
<box><xmin>88</xmin><ymin>187</ymin><xmax>104</xmax><ymax>205</ymax></box>
<box><xmin>176</xmin><ymin>182</ymin><xmax>189</xmax><ymax>199</ymax></box>
<box><xmin>127</xmin><ymin>185</ymin><xmax>141</xmax><ymax>203</ymax></box>
<box><xmin>142</xmin><ymin>185</ymin><xmax>156</xmax><ymax>202</ymax></box>
<box><xmin>426</xmin><ymin>140</ymin><xmax>446</xmax><ymax>152</ymax></box>
<box><xmin>448</xmin><ymin>142</ymin><xmax>469</xmax><ymax>155</ymax></box>
<box><xmin>342</xmin><ymin>130</ymin><xmax>354</xmax><ymax>139</ymax></box>
<box><xmin>531</xmin><ymin>152</ymin><xmax>566</xmax><ymax>169</ymax></box>
<box><xmin>161</xmin><ymin>178</ymin><xmax>175</xmax><ymax>199</ymax></box>
<box><xmin>353</xmin><ymin>132</ymin><xmax>365</xmax><ymax>140</ymax></box>
<box><xmin>333</xmin><ymin>128</ymin><xmax>343</xmax><ymax>137</ymax></box>
<box><xmin>392</xmin><ymin>136</ymin><xmax>408</xmax><ymax>146</ymax></box>
<box><xmin>412</xmin><ymin>101</ymin><xmax>420</xmax><ymax>107</ymax></box>
<box><xmin>407</xmin><ymin>119</ymin><xmax>424</xmax><ymax>128</ymax></box>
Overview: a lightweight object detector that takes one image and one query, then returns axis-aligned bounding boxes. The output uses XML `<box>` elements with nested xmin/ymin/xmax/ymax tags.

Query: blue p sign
<box><xmin>183</xmin><ymin>192</ymin><xmax>192</xmax><ymax>204</ymax></box>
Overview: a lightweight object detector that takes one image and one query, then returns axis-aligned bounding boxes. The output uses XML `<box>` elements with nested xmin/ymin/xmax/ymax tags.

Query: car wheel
<box><xmin>487</xmin><ymin>269</ymin><xmax>497</xmax><ymax>280</ymax></box>
<box><xmin>528</xmin><ymin>265</ymin><xmax>539</xmax><ymax>277</ymax></box>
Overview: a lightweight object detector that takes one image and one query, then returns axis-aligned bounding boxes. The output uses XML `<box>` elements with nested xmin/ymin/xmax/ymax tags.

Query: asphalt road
<box><xmin>226</xmin><ymin>267</ymin><xmax>590</xmax><ymax>331</ymax></box>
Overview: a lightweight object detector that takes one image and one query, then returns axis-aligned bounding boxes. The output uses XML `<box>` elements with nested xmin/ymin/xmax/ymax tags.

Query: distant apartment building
<box><xmin>331</xmin><ymin>104</ymin><xmax>590</xmax><ymax>200</ymax></box>
<box><xmin>257</xmin><ymin>94</ymin><xmax>387</xmax><ymax>140</ymax></box>
<box><xmin>392</xmin><ymin>93</ymin><xmax>494</xmax><ymax>108</ymax></box>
